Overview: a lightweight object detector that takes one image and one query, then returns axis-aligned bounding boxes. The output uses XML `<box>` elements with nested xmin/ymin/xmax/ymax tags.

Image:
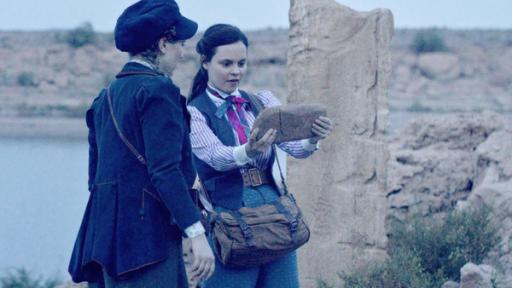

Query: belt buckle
<box><xmin>248</xmin><ymin>168</ymin><xmax>262</xmax><ymax>186</ymax></box>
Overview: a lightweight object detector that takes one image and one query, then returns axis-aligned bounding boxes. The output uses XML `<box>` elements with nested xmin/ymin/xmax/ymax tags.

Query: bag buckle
<box><xmin>248</xmin><ymin>168</ymin><xmax>262</xmax><ymax>186</ymax></box>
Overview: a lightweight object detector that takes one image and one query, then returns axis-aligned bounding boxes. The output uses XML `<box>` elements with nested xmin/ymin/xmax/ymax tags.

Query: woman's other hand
<box><xmin>245</xmin><ymin>128</ymin><xmax>277</xmax><ymax>158</ymax></box>
<box><xmin>310</xmin><ymin>116</ymin><xmax>333</xmax><ymax>144</ymax></box>
<box><xmin>189</xmin><ymin>234</ymin><xmax>215</xmax><ymax>282</ymax></box>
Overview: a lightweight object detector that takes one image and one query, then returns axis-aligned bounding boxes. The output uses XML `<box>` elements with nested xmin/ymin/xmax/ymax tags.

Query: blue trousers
<box><xmin>203</xmin><ymin>184</ymin><xmax>300</xmax><ymax>288</ymax></box>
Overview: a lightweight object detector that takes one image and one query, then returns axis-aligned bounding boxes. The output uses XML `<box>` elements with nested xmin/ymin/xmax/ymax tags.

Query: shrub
<box><xmin>410</xmin><ymin>29</ymin><xmax>447</xmax><ymax>54</ymax></box>
<box><xmin>406</xmin><ymin>100</ymin><xmax>432</xmax><ymax>112</ymax></box>
<box><xmin>390</xmin><ymin>207</ymin><xmax>500</xmax><ymax>282</ymax></box>
<box><xmin>334</xmin><ymin>207</ymin><xmax>500</xmax><ymax>288</ymax></box>
<box><xmin>342</xmin><ymin>250</ymin><xmax>435</xmax><ymax>288</ymax></box>
<box><xmin>17</xmin><ymin>72</ymin><xmax>38</xmax><ymax>87</ymax></box>
<box><xmin>0</xmin><ymin>268</ymin><xmax>60</xmax><ymax>288</ymax></box>
<box><xmin>65</xmin><ymin>21</ymin><xmax>96</xmax><ymax>48</ymax></box>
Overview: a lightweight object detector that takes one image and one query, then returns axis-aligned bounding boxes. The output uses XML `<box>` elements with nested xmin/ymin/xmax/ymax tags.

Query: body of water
<box><xmin>0</xmin><ymin>138</ymin><xmax>89</xmax><ymax>281</ymax></box>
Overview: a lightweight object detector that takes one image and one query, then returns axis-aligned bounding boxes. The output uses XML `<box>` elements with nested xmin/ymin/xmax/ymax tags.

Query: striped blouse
<box><xmin>187</xmin><ymin>86</ymin><xmax>318</xmax><ymax>172</ymax></box>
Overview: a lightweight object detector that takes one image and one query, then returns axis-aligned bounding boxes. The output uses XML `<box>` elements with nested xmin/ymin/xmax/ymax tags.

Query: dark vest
<box><xmin>188</xmin><ymin>90</ymin><xmax>275</xmax><ymax>209</ymax></box>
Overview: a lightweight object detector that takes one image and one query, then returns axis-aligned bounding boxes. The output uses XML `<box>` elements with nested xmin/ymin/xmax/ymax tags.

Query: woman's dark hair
<box><xmin>129</xmin><ymin>26</ymin><xmax>178</xmax><ymax>66</ymax></box>
<box><xmin>189</xmin><ymin>24</ymin><xmax>249</xmax><ymax>101</ymax></box>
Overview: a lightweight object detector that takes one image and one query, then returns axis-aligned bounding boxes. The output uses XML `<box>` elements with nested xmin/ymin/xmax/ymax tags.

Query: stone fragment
<box><xmin>417</xmin><ymin>52</ymin><xmax>461</xmax><ymax>80</ymax></box>
<box><xmin>56</xmin><ymin>281</ymin><xmax>88</xmax><ymax>288</ymax></box>
<box><xmin>441</xmin><ymin>280</ymin><xmax>459</xmax><ymax>288</ymax></box>
<box><xmin>459</xmin><ymin>263</ymin><xmax>494</xmax><ymax>288</ymax></box>
<box><xmin>253</xmin><ymin>104</ymin><xmax>327</xmax><ymax>143</ymax></box>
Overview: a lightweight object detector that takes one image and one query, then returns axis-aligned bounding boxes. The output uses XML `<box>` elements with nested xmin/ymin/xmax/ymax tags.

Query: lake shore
<box><xmin>0</xmin><ymin>117</ymin><xmax>87</xmax><ymax>140</ymax></box>
<box><xmin>1</xmin><ymin>111</ymin><xmax>510</xmax><ymax>140</ymax></box>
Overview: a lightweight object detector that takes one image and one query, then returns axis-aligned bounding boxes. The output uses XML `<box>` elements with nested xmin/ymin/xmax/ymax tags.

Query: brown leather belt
<box><xmin>240</xmin><ymin>168</ymin><xmax>273</xmax><ymax>187</ymax></box>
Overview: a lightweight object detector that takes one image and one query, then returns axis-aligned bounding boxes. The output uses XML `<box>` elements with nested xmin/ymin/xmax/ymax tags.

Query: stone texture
<box><xmin>56</xmin><ymin>281</ymin><xmax>88</xmax><ymax>288</ymax></box>
<box><xmin>417</xmin><ymin>52</ymin><xmax>461</xmax><ymax>80</ymax></box>
<box><xmin>287</xmin><ymin>0</ymin><xmax>393</xmax><ymax>286</ymax></box>
<box><xmin>441</xmin><ymin>280</ymin><xmax>460</xmax><ymax>288</ymax></box>
<box><xmin>387</xmin><ymin>112</ymin><xmax>507</xmax><ymax>220</ymax></box>
<box><xmin>459</xmin><ymin>263</ymin><xmax>495</xmax><ymax>288</ymax></box>
<box><xmin>253</xmin><ymin>104</ymin><xmax>327</xmax><ymax>142</ymax></box>
<box><xmin>460</xmin><ymin>125</ymin><xmax>512</xmax><ymax>286</ymax></box>
<box><xmin>388</xmin><ymin>112</ymin><xmax>512</xmax><ymax>284</ymax></box>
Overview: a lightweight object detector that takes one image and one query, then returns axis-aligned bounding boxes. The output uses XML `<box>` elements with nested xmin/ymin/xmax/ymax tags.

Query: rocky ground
<box><xmin>0</xmin><ymin>28</ymin><xmax>511</xmax><ymax>132</ymax></box>
<box><xmin>390</xmin><ymin>29</ymin><xmax>512</xmax><ymax>113</ymax></box>
<box><xmin>387</xmin><ymin>111</ymin><xmax>512</xmax><ymax>287</ymax></box>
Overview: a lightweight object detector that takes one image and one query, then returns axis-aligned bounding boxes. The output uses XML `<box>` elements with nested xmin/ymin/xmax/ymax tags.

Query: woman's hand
<box><xmin>310</xmin><ymin>116</ymin><xmax>333</xmax><ymax>144</ymax></box>
<box><xmin>245</xmin><ymin>128</ymin><xmax>277</xmax><ymax>158</ymax></box>
<box><xmin>189</xmin><ymin>234</ymin><xmax>215</xmax><ymax>282</ymax></box>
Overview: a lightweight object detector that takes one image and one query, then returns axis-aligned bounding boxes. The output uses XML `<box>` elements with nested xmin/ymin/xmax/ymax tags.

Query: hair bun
<box><xmin>196</xmin><ymin>39</ymin><xmax>205</xmax><ymax>54</ymax></box>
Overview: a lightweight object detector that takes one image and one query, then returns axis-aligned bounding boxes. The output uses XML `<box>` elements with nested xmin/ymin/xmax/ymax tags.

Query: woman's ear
<box><xmin>158</xmin><ymin>38</ymin><xmax>167</xmax><ymax>53</ymax></box>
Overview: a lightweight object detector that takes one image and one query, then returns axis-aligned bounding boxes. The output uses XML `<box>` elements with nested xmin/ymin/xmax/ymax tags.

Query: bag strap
<box><xmin>228</xmin><ymin>210</ymin><xmax>255</xmax><ymax>247</ymax></box>
<box><xmin>272</xmin><ymin>200</ymin><xmax>300</xmax><ymax>242</ymax></box>
<box><xmin>195</xmin><ymin>92</ymin><xmax>291</xmax><ymax>213</ymax></box>
<box><xmin>106</xmin><ymin>69</ymin><xmax>161</xmax><ymax>166</ymax></box>
<box><xmin>107</xmin><ymin>86</ymin><xmax>147</xmax><ymax>166</ymax></box>
<box><xmin>108</xmin><ymin>83</ymin><xmax>215</xmax><ymax>218</ymax></box>
<box><xmin>245</xmin><ymin>93</ymin><xmax>290</xmax><ymax>195</ymax></box>
<box><xmin>194</xmin><ymin>177</ymin><xmax>215</xmax><ymax>213</ymax></box>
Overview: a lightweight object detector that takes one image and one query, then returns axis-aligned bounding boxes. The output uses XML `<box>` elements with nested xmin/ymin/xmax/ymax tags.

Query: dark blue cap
<box><xmin>114</xmin><ymin>0</ymin><xmax>198</xmax><ymax>53</ymax></box>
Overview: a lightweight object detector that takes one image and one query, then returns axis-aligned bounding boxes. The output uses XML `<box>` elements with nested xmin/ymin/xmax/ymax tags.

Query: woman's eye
<box><xmin>238</xmin><ymin>62</ymin><xmax>246</xmax><ymax>67</ymax></box>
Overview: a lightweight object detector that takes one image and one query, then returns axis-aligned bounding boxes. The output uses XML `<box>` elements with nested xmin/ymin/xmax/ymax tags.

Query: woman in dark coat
<box><xmin>68</xmin><ymin>1</ymin><xmax>214</xmax><ymax>287</ymax></box>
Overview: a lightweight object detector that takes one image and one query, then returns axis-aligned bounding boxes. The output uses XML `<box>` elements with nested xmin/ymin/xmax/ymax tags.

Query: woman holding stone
<box><xmin>187</xmin><ymin>24</ymin><xmax>333</xmax><ymax>287</ymax></box>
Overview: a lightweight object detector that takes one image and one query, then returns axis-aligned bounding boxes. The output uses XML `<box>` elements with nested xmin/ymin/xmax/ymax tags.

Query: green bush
<box><xmin>390</xmin><ymin>208</ymin><xmax>500</xmax><ymax>282</ymax></box>
<box><xmin>17</xmin><ymin>72</ymin><xmax>38</xmax><ymax>87</ymax></box>
<box><xmin>410</xmin><ymin>29</ymin><xmax>447</xmax><ymax>54</ymax></box>
<box><xmin>406</xmin><ymin>100</ymin><xmax>432</xmax><ymax>113</ymax></box>
<box><xmin>0</xmin><ymin>268</ymin><xmax>60</xmax><ymax>288</ymax></box>
<box><xmin>333</xmin><ymin>207</ymin><xmax>500</xmax><ymax>288</ymax></box>
<box><xmin>342</xmin><ymin>250</ymin><xmax>436</xmax><ymax>288</ymax></box>
<box><xmin>65</xmin><ymin>21</ymin><xmax>96</xmax><ymax>48</ymax></box>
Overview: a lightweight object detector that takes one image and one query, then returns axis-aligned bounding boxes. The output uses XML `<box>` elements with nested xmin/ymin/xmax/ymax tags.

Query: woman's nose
<box><xmin>231</xmin><ymin>66</ymin><xmax>240</xmax><ymax>75</ymax></box>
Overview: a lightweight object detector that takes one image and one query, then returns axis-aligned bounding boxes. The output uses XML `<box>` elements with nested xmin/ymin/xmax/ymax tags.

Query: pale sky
<box><xmin>1</xmin><ymin>0</ymin><xmax>511</xmax><ymax>32</ymax></box>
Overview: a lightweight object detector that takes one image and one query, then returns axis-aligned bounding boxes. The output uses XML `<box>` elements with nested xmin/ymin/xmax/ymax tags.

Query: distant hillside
<box><xmin>0</xmin><ymin>28</ymin><xmax>511</xmax><ymax>119</ymax></box>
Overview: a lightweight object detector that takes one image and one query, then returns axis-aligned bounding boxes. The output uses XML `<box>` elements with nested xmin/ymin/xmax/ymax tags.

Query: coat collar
<box><xmin>115</xmin><ymin>62</ymin><xmax>165</xmax><ymax>78</ymax></box>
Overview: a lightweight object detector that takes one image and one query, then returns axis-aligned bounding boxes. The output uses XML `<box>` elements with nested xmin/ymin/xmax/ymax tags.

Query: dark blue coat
<box><xmin>69</xmin><ymin>62</ymin><xmax>200</xmax><ymax>282</ymax></box>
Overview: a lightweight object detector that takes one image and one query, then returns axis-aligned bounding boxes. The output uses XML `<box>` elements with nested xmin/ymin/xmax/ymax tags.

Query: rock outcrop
<box><xmin>388</xmin><ymin>111</ymin><xmax>512</xmax><ymax>285</ymax></box>
<box><xmin>459</xmin><ymin>263</ymin><xmax>496</xmax><ymax>288</ymax></box>
<box><xmin>287</xmin><ymin>0</ymin><xmax>393</xmax><ymax>286</ymax></box>
<box><xmin>387</xmin><ymin>112</ymin><xmax>508</xmax><ymax>219</ymax></box>
<box><xmin>441</xmin><ymin>280</ymin><xmax>460</xmax><ymax>288</ymax></box>
<box><xmin>417</xmin><ymin>52</ymin><xmax>461</xmax><ymax>80</ymax></box>
<box><xmin>56</xmin><ymin>281</ymin><xmax>87</xmax><ymax>288</ymax></box>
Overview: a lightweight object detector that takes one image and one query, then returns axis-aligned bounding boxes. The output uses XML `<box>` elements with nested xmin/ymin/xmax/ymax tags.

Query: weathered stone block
<box><xmin>287</xmin><ymin>0</ymin><xmax>393</xmax><ymax>286</ymax></box>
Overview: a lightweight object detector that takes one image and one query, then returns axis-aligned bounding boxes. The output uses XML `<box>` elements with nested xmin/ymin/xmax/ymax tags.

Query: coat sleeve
<box><xmin>86</xmin><ymin>104</ymin><xmax>97</xmax><ymax>192</ymax></box>
<box><xmin>138</xmin><ymin>82</ymin><xmax>200</xmax><ymax>231</ymax></box>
